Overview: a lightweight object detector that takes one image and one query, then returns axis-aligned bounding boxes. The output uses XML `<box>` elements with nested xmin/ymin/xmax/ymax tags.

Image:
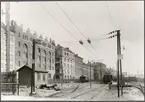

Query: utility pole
<box><xmin>100</xmin><ymin>63</ymin><xmax>102</xmax><ymax>84</ymax></box>
<box><xmin>120</xmin><ymin>59</ymin><xmax>123</xmax><ymax>95</ymax></box>
<box><xmin>60</xmin><ymin>55</ymin><xmax>63</xmax><ymax>87</ymax></box>
<box><xmin>5</xmin><ymin>2</ymin><xmax>10</xmax><ymax>72</ymax></box>
<box><xmin>116</xmin><ymin>30</ymin><xmax>123</xmax><ymax>97</ymax></box>
<box><xmin>30</xmin><ymin>39</ymin><xmax>36</xmax><ymax>95</ymax></box>
<box><xmin>89</xmin><ymin>61</ymin><xmax>92</xmax><ymax>88</ymax></box>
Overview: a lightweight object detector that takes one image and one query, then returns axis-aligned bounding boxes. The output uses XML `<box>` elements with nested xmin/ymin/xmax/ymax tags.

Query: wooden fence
<box><xmin>1</xmin><ymin>71</ymin><xmax>19</xmax><ymax>95</ymax></box>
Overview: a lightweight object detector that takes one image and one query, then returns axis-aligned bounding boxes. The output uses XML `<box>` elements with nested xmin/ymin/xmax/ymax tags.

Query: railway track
<box><xmin>129</xmin><ymin>82</ymin><xmax>144</xmax><ymax>95</ymax></box>
<box><xmin>70</xmin><ymin>84</ymin><xmax>107</xmax><ymax>100</ymax></box>
<box><xmin>47</xmin><ymin>83</ymin><xmax>88</xmax><ymax>98</ymax></box>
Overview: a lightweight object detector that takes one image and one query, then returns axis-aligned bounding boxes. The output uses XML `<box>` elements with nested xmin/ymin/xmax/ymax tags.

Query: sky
<box><xmin>1</xmin><ymin>1</ymin><xmax>144</xmax><ymax>75</ymax></box>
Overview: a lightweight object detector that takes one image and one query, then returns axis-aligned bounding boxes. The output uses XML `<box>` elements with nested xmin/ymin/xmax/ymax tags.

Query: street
<box><xmin>1</xmin><ymin>82</ymin><xmax>144</xmax><ymax>101</ymax></box>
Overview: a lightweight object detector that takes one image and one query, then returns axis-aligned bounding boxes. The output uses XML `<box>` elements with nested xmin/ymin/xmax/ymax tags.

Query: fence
<box><xmin>1</xmin><ymin>71</ymin><xmax>19</xmax><ymax>95</ymax></box>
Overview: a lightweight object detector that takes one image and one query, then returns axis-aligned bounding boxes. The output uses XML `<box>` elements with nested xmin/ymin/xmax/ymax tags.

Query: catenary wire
<box><xmin>39</xmin><ymin>3</ymin><xmax>98</xmax><ymax>57</ymax></box>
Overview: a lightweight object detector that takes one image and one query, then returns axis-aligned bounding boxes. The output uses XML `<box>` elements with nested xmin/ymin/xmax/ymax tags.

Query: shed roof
<box><xmin>17</xmin><ymin>65</ymin><xmax>48</xmax><ymax>73</ymax></box>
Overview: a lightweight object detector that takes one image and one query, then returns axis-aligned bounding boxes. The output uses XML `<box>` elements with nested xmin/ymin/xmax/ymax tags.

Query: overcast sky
<box><xmin>1</xmin><ymin>1</ymin><xmax>144</xmax><ymax>75</ymax></box>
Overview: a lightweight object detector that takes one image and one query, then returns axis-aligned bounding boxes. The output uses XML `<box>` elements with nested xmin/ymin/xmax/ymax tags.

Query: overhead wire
<box><xmin>39</xmin><ymin>3</ymin><xmax>78</xmax><ymax>41</ymax></box>
<box><xmin>39</xmin><ymin>3</ymin><xmax>97</xmax><ymax>57</ymax></box>
<box><xmin>105</xmin><ymin>1</ymin><xmax>116</xmax><ymax>30</ymax></box>
<box><xmin>56</xmin><ymin>2</ymin><xmax>104</xmax><ymax>56</ymax></box>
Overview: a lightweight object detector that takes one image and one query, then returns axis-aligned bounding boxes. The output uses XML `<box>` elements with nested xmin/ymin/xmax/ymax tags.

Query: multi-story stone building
<box><xmin>82</xmin><ymin>62</ymin><xmax>94</xmax><ymax>80</ymax></box>
<box><xmin>1</xmin><ymin>22</ymin><xmax>15</xmax><ymax>72</ymax></box>
<box><xmin>55</xmin><ymin>44</ymin><xmax>75</xmax><ymax>82</ymax></box>
<box><xmin>92</xmin><ymin>62</ymin><xmax>106</xmax><ymax>81</ymax></box>
<box><xmin>9</xmin><ymin>20</ymin><xmax>55</xmax><ymax>86</ymax></box>
<box><xmin>74</xmin><ymin>54</ymin><xmax>83</xmax><ymax>79</ymax></box>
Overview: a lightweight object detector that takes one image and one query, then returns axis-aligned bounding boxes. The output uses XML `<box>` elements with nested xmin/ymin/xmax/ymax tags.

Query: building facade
<box><xmin>1</xmin><ymin>22</ymin><xmax>15</xmax><ymax>72</ymax></box>
<box><xmin>9</xmin><ymin>20</ymin><xmax>56</xmax><ymax>86</ymax></box>
<box><xmin>92</xmin><ymin>62</ymin><xmax>106</xmax><ymax>81</ymax></box>
<box><xmin>74</xmin><ymin>54</ymin><xmax>83</xmax><ymax>79</ymax></box>
<box><xmin>55</xmin><ymin>44</ymin><xmax>75</xmax><ymax>82</ymax></box>
<box><xmin>82</xmin><ymin>62</ymin><xmax>94</xmax><ymax>80</ymax></box>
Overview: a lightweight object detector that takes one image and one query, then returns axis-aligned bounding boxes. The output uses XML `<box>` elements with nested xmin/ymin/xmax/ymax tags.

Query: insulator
<box><xmin>79</xmin><ymin>40</ymin><xmax>83</xmax><ymax>45</ymax></box>
<box><xmin>87</xmin><ymin>39</ymin><xmax>91</xmax><ymax>44</ymax></box>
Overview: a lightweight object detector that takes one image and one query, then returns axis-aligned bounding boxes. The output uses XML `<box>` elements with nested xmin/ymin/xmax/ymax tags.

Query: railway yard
<box><xmin>1</xmin><ymin>82</ymin><xmax>144</xmax><ymax>101</ymax></box>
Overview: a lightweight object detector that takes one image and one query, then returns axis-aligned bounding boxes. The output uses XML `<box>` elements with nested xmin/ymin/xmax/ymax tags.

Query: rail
<box><xmin>129</xmin><ymin>82</ymin><xmax>144</xmax><ymax>95</ymax></box>
<box><xmin>71</xmin><ymin>85</ymin><xmax>107</xmax><ymax>99</ymax></box>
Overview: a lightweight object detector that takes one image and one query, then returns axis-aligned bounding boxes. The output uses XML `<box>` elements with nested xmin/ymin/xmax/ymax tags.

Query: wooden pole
<box><xmin>30</xmin><ymin>39</ymin><xmax>36</xmax><ymax>95</ymax></box>
<box><xmin>90</xmin><ymin>61</ymin><xmax>92</xmax><ymax>88</ymax></box>
<box><xmin>117</xmin><ymin>30</ymin><xmax>120</xmax><ymax>97</ymax></box>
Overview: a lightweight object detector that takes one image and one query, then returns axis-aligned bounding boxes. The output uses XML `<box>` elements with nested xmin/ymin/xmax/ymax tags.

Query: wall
<box><xmin>75</xmin><ymin>55</ymin><xmax>83</xmax><ymax>79</ymax></box>
<box><xmin>1</xmin><ymin>22</ymin><xmax>15</xmax><ymax>72</ymax></box>
<box><xmin>83</xmin><ymin>63</ymin><xmax>94</xmax><ymax>80</ymax></box>
<box><xmin>10</xmin><ymin>20</ymin><xmax>56</xmax><ymax>83</ymax></box>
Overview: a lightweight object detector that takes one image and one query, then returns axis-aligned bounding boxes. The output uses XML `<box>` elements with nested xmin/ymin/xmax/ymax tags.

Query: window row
<box><xmin>64</xmin><ymin>52</ymin><xmax>74</xmax><ymax>57</ymax></box>
<box><xmin>63</xmin><ymin>69</ymin><xmax>73</xmax><ymax>74</ymax></box>
<box><xmin>64</xmin><ymin>63</ymin><xmax>74</xmax><ymax>68</ymax></box>
<box><xmin>37</xmin><ymin>73</ymin><xmax>51</xmax><ymax>81</ymax></box>
<box><xmin>63</xmin><ymin>75</ymin><xmax>74</xmax><ymax>79</ymax></box>
<box><xmin>64</xmin><ymin>58</ymin><xmax>74</xmax><ymax>63</ymax></box>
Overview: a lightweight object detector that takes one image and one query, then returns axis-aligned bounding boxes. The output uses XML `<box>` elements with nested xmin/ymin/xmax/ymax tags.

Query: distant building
<box><xmin>122</xmin><ymin>72</ymin><xmax>127</xmax><ymax>77</ymax></box>
<box><xmin>74</xmin><ymin>54</ymin><xmax>83</xmax><ymax>79</ymax></box>
<box><xmin>1</xmin><ymin>22</ymin><xmax>15</xmax><ymax>72</ymax></box>
<box><xmin>55</xmin><ymin>44</ymin><xmax>75</xmax><ymax>82</ymax></box>
<box><xmin>9</xmin><ymin>20</ymin><xmax>55</xmax><ymax>86</ymax></box>
<box><xmin>82</xmin><ymin>62</ymin><xmax>94</xmax><ymax>80</ymax></box>
<box><xmin>91</xmin><ymin>62</ymin><xmax>106</xmax><ymax>81</ymax></box>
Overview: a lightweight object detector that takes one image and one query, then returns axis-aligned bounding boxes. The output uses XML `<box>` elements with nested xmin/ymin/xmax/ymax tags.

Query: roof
<box><xmin>75</xmin><ymin>54</ymin><xmax>83</xmax><ymax>59</ymax></box>
<box><xmin>17</xmin><ymin>65</ymin><xmax>48</xmax><ymax>73</ymax></box>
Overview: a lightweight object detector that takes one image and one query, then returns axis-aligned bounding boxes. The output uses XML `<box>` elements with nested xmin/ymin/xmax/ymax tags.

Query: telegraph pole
<box><xmin>89</xmin><ymin>61</ymin><xmax>92</xmax><ymax>88</ymax></box>
<box><xmin>30</xmin><ymin>39</ymin><xmax>36</xmax><ymax>95</ymax></box>
<box><xmin>5</xmin><ymin>2</ymin><xmax>10</xmax><ymax>72</ymax></box>
<box><xmin>116</xmin><ymin>30</ymin><xmax>123</xmax><ymax>97</ymax></box>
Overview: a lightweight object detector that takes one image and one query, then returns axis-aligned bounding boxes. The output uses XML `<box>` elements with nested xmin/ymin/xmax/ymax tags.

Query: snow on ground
<box><xmin>1</xmin><ymin>82</ymin><xmax>144</xmax><ymax>101</ymax></box>
<box><xmin>93</xmin><ymin>87</ymin><xmax>144</xmax><ymax>101</ymax></box>
<box><xmin>1</xmin><ymin>82</ymin><xmax>79</xmax><ymax>99</ymax></box>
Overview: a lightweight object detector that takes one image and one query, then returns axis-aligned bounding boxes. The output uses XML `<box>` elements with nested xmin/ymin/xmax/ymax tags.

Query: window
<box><xmin>38</xmin><ymin>48</ymin><xmax>41</xmax><ymax>53</ymax></box>
<box><xmin>64</xmin><ymin>52</ymin><xmax>66</xmax><ymax>55</ymax></box>
<box><xmin>43</xmin><ymin>74</ymin><xmax>45</xmax><ymax>81</ymax></box>
<box><xmin>18</xmin><ymin>61</ymin><xmax>20</xmax><ymax>66</ymax></box>
<box><xmin>18</xmin><ymin>51</ymin><xmax>20</xmax><ymax>56</ymax></box>
<box><xmin>25</xmin><ymin>53</ymin><xmax>28</xmax><ymax>58</ymax></box>
<box><xmin>38</xmin><ymin>56</ymin><xmax>41</xmax><ymax>62</ymax></box>
<box><xmin>18</xmin><ymin>41</ymin><xmax>21</xmax><ymax>47</ymax></box>
<box><xmin>67</xmin><ymin>64</ymin><xmax>69</xmax><ymax>68</ymax></box>
<box><xmin>52</xmin><ymin>59</ymin><xmax>54</xmax><ymax>63</ymax></box>
<box><xmin>37</xmin><ymin>73</ymin><xmax>41</xmax><ymax>81</ymax></box>
<box><xmin>18</xmin><ymin>33</ymin><xmax>21</xmax><ymax>37</ymax></box>
<box><xmin>23</xmin><ymin>35</ymin><xmax>25</xmax><ymax>39</ymax></box>
<box><xmin>48</xmin><ymin>73</ymin><xmax>51</xmax><ymax>79</ymax></box>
